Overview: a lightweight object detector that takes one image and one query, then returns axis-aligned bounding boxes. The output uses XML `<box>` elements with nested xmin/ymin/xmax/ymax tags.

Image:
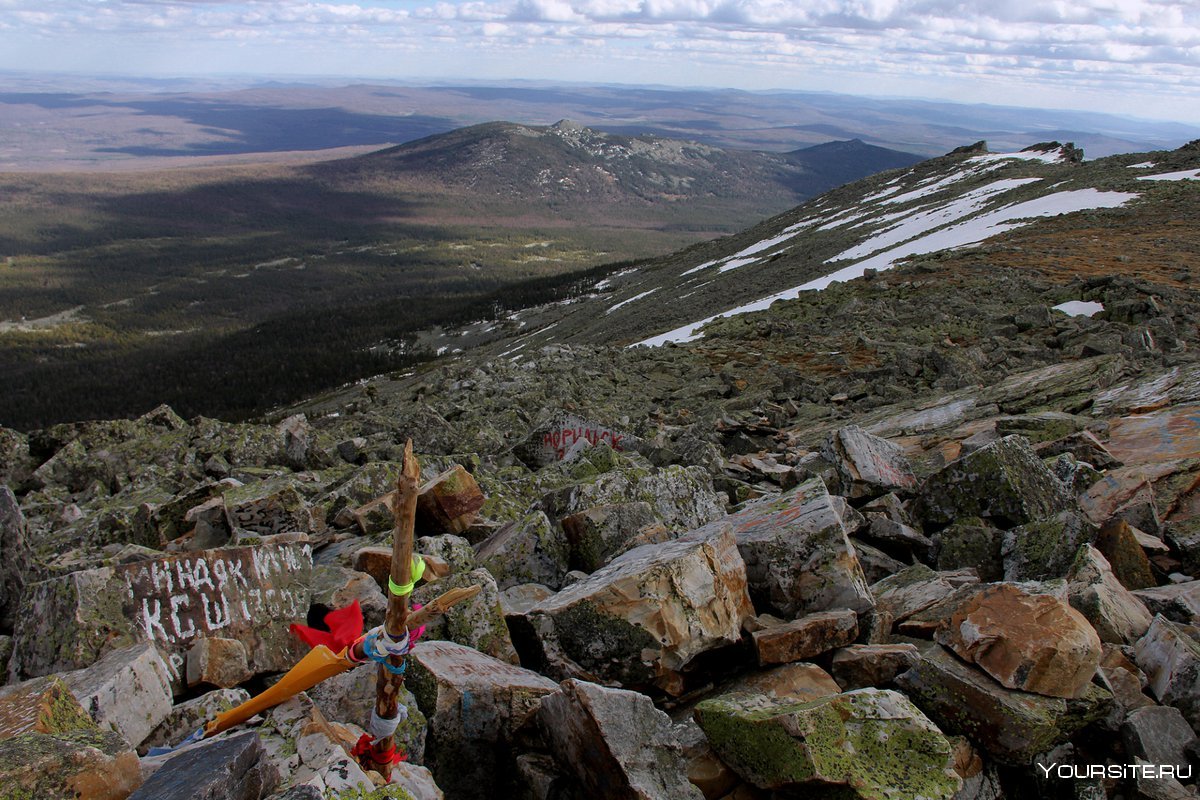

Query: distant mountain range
<box><xmin>1</xmin><ymin>79</ymin><xmax>1197</xmax><ymax>170</ymax></box>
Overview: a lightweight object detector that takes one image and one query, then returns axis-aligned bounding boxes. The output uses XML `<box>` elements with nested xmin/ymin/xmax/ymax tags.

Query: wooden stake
<box><xmin>365</xmin><ymin>438</ymin><xmax>421</xmax><ymax>780</ymax></box>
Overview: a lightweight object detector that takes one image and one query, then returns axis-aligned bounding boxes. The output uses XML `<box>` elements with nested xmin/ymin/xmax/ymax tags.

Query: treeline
<box><xmin>1</xmin><ymin>259</ymin><xmax>636</xmax><ymax>431</ymax></box>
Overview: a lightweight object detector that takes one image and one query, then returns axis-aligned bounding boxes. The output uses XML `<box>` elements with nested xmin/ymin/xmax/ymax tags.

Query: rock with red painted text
<box><xmin>407</xmin><ymin>640</ymin><xmax>559</xmax><ymax>800</ymax></box>
<box><xmin>1134</xmin><ymin>615</ymin><xmax>1200</xmax><ymax>730</ymax></box>
<box><xmin>516</xmin><ymin>412</ymin><xmax>641</xmax><ymax>468</ymax></box>
<box><xmin>935</xmin><ymin>582</ymin><xmax>1102</xmax><ymax>698</ymax></box>
<box><xmin>537</xmin><ymin>678</ymin><xmax>703</xmax><ymax>800</ymax></box>
<box><xmin>679</xmin><ymin>478</ymin><xmax>874</xmax><ymax>617</ymax></box>
<box><xmin>525</xmin><ymin>527</ymin><xmax>754</xmax><ymax>694</ymax></box>
<box><xmin>7</xmin><ymin>541</ymin><xmax>313</xmax><ymax>692</ymax></box>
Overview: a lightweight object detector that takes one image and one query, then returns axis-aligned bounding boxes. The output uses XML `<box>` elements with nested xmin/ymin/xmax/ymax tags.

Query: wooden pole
<box><xmin>364</xmin><ymin>438</ymin><xmax>421</xmax><ymax>780</ymax></box>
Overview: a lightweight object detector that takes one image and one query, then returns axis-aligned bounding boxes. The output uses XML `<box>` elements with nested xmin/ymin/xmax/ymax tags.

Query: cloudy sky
<box><xmin>1</xmin><ymin>1</ymin><xmax>1198</xmax><ymax>123</ymax></box>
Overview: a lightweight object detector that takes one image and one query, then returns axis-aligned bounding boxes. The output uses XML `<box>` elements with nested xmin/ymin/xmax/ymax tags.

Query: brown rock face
<box><xmin>0</xmin><ymin>729</ymin><xmax>143</xmax><ymax>799</ymax></box>
<box><xmin>417</xmin><ymin>464</ymin><xmax>486</xmax><ymax>534</ymax></box>
<box><xmin>752</xmin><ymin>609</ymin><xmax>858</xmax><ymax>666</ymax></box>
<box><xmin>935</xmin><ymin>583</ymin><xmax>1102</xmax><ymax>698</ymax></box>
<box><xmin>0</xmin><ymin>676</ymin><xmax>94</xmax><ymax>739</ymax></box>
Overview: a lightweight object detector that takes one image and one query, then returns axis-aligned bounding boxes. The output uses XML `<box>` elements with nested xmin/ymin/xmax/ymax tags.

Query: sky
<box><xmin>1</xmin><ymin>1</ymin><xmax>1198</xmax><ymax>123</ymax></box>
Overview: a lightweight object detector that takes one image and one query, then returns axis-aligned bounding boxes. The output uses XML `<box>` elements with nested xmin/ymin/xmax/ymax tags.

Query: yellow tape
<box><xmin>387</xmin><ymin>556</ymin><xmax>426</xmax><ymax>597</ymax></box>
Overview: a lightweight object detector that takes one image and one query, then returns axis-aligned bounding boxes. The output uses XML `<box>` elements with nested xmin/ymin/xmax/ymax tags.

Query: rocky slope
<box><xmin>0</xmin><ymin>140</ymin><xmax>1198</xmax><ymax>800</ymax></box>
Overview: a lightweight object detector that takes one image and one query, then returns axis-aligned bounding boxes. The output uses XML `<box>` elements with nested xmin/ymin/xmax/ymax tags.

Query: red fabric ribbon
<box><xmin>290</xmin><ymin>600</ymin><xmax>364</xmax><ymax>651</ymax></box>
<box><xmin>351</xmin><ymin>732</ymin><xmax>407</xmax><ymax>765</ymax></box>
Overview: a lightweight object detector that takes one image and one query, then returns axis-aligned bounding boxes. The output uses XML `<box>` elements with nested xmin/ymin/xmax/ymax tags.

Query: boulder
<box><xmin>871</xmin><ymin>564</ymin><xmax>961</xmax><ymax>623</ymax></box>
<box><xmin>186</xmin><ymin>637</ymin><xmax>253</xmax><ymax>690</ymax></box>
<box><xmin>60</xmin><ymin>642</ymin><xmax>174</xmax><ymax>748</ymax></box>
<box><xmin>524</xmin><ymin>528</ymin><xmax>754</xmax><ymax>693</ymax></box>
<box><xmin>1095</xmin><ymin>519</ymin><xmax>1157</xmax><ymax>591</ymax></box>
<box><xmin>411</xmin><ymin>568</ymin><xmax>519</xmax><ymax>665</ymax></box>
<box><xmin>934</xmin><ymin>519</ymin><xmax>1004</xmax><ymax>582</ymax></box>
<box><xmin>678</xmin><ymin>478</ymin><xmax>873</xmax><ymax>617</ymax></box>
<box><xmin>720</xmin><ymin>662</ymin><xmax>841</xmax><ymax>704</ymax></box>
<box><xmin>1035</xmin><ymin>429</ymin><xmax>1123</xmax><ymax>470</ymax></box>
<box><xmin>917</xmin><ymin>435</ymin><xmax>1070</xmax><ymax>528</ymax></box>
<box><xmin>1121</xmin><ymin>705</ymin><xmax>1198</xmax><ymax>768</ymax></box>
<box><xmin>8</xmin><ymin>541</ymin><xmax>313</xmax><ymax>691</ymax></box>
<box><xmin>130</xmin><ymin>730</ymin><xmax>277</xmax><ymax>800</ymax></box>
<box><xmin>1134</xmin><ymin>581</ymin><xmax>1200</xmax><ymax>624</ymax></box>
<box><xmin>560</xmin><ymin>502</ymin><xmax>658</xmax><ymax>573</ymax></box>
<box><xmin>0</xmin><ymin>728</ymin><xmax>143</xmax><ymax>799</ymax></box>
<box><xmin>407</xmin><ymin>640</ymin><xmax>559</xmax><ymax>800</ymax></box>
<box><xmin>694</xmin><ymin>688</ymin><xmax>961</xmax><ymax>799</ymax></box>
<box><xmin>252</xmin><ymin>693</ymin><xmax>377</xmax><ymax>797</ymax></box>
<box><xmin>537</xmin><ymin>678</ymin><xmax>703</xmax><ymax>799</ymax></box>
<box><xmin>0</xmin><ymin>675</ymin><xmax>94</xmax><ymax>739</ymax></box>
<box><xmin>141</xmin><ymin>688</ymin><xmax>250</xmax><ymax>754</ymax></box>
<box><xmin>0</xmin><ymin>486</ymin><xmax>33</xmax><ymax>631</ymax></box>
<box><xmin>417</xmin><ymin>534</ymin><xmax>477</xmax><ymax>575</ymax></box>
<box><xmin>935</xmin><ymin>582</ymin><xmax>1102</xmax><ymax>698</ymax></box>
<box><xmin>1067</xmin><ymin>545</ymin><xmax>1154</xmax><ymax>645</ymax></box>
<box><xmin>895</xmin><ymin>644</ymin><xmax>1111</xmax><ymax>765</ymax></box>
<box><xmin>417</xmin><ymin>464</ymin><xmax>487</xmax><ymax>535</ymax></box>
<box><xmin>516</xmin><ymin>412</ymin><xmax>639</xmax><ymax>468</ymax></box>
<box><xmin>751</xmin><ymin>609</ymin><xmax>858</xmax><ymax>666</ymax></box>
<box><xmin>851</xmin><ymin>540</ymin><xmax>907</xmax><ymax>584</ymax></box>
<box><xmin>823</xmin><ymin>425</ymin><xmax>918</xmax><ymax>499</ymax></box>
<box><xmin>310</xmin><ymin>564</ymin><xmax>387</xmax><ymax>628</ymax></box>
<box><xmin>475</xmin><ymin>510</ymin><xmax>570</xmax><ymax>589</ymax></box>
<box><xmin>1002</xmin><ymin>511</ymin><xmax>1097</xmax><ymax>581</ymax></box>
<box><xmin>221</xmin><ymin>477</ymin><xmax>313</xmax><ymax>536</ymax></box>
<box><xmin>830</xmin><ymin>643</ymin><xmax>920</xmax><ymax>691</ymax></box>
<box><xmin>1134</xmin><ymin>615</ymin><xmax>1200</xmax><ymax>730</ymax></box>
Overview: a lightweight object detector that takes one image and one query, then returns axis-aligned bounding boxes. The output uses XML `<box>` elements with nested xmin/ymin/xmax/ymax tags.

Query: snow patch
<box><xmin>1136</xmin><ymin>169</ymin><xmax>1200</xmax><ymax>182</ymax></box>
<box><xmin>606</xmin><ymin>287</ymin><xmax>659</xmax><ymax>314</ymax></box>
<box><xmin>1053</xmin><ymin>301</ymin><xmax>1105</xmax><ymax>317</ymax></box>
<box><xmin>1128</xmin><ymin>162</ymin><xmax>1156</xmax><ymax>169</ymax></box>
<box><xmin>717</xmin><ymin>257</ymin><xmax>762</xmax><ymax>273</ymax></box>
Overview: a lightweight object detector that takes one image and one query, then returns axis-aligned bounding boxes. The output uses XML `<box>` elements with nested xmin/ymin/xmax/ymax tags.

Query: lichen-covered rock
<box><xmin>935</xmin><ymin>582</ymin><xmax>1101</xmax><ymax>698</ymax></box>
<box><xmin>0</xmin><ymin>727</ymin><xmax>143</xmax><ymax>799</ymax></box>
<box><xmin>917</xmin><ymin>435</ymin><xmax>1070</xmax><ymax>528</ymax></box>
<box><xmin>408</xmin><ymin>640</ymin><xmax>559</xmax><ymax>800</ymax></box>
<box><xmin>0</xmin><ymin>675</ymin><xmax>94</xmax><ymax>739</ymax></box>
<box><xmin>417</xmin><ymin>534</ymin><xmax>476</xmax><ymax>575</ymax></box>
<box><xmin>1067</xmin><ymin>545</ymin><xmax>1154</xmax><ymax>645</ymax></box>
<box><xmin>694</xmin><ymin>688</ymin><xmax>961</xmax><ymax>799</ymax></box>
<box><xmin>0</xmin><ymin>486</ymin><xmax>33</xmax><ymax>630</ymax></box>
<box><xmin>823</xmin><ymin>425</ymin><xmax>918</xmax><ymax>499</ymax></box>
<box><xmin>679</xmin><ymin>478</ymin><xmax>873</xmax><ymax>617</ymax></box>
<box><xmin>537</xmin><ymin>678</ymin><xmax>703</xmax><ymax>800</ymax></box>
<box><xmin>141</xmin><ymin>688</ymin><xmax>251</xmax><ymax>754</ymax></box>
<box><xmin>870</xmin><ymin>564</ymin><xmax>962</xmax><ymax>624</ymax></box>
<box><xmin>475</xmin><ymin>511</ymin><xmax>570</xmax><ymax>590</ymax></box>
<box><xmin>524</xmin><ymin>527</ymin><xmax>754</xmax><ymax>693</ymax></box>
<box><xmin>221</xmin><ymin>477</ymin><xmax>314</xmax><ymax>537</ymax></box>
<box><xmin>560</xmin><ymin>501</ymin><xmax>658</xmax><ymax>574</ymax></box>
<box><xmin>1002</xmin><ymin>511</ymin><xmax>1098</xmax><ymax>581</ymax></box>
<box><xmin>9</xmin><ymin>541</ymin><xmax>313</xmax><ymax>692</ymax></box>
<box><xmin>0</xmin><ymin>426</ymin><xmax>32</xmax><ymax>488</ymax></box>
<box><xmin>721</xmin><ymin>662</ymin><xmax>842</xmax><ymax>704</ymax></box>
<box><xmin>60</xmin><ymin>642</ymin><xmax>174</xmax><ymax>749</ymax></box>
<box><xmin>1134</xmin><ymin>614</ymin><xmax>1200</xmax><ymax>730</ymax></box>
<box><xmin>934</xmin><ymin>519</ymin><xmax>1004</xmax><ymax>582</ymax></box>
<box><xmin>253</xmin><ymin>693</ymin><xmax>377</xmax><ymax>798</ymax></box>
<box><xmin>752</xmin><ymin>609</ymin><xmax>858</xmax><ymax>666</ymax></box>
<box><xmin>1134</xmin><ymin>581</ymin><xmax>1200</xmax><ymax>624</ymax></box>
<box><xmin>130</xmin><ymin>730</ymin><xmax>277</xmax><ymax>800</ymax></box>
<box><xmin>1094</xmin><ymin>518</ymin><xmax>1158</xmax><ymax>591</ymax></box>
<box><xmin>411</xmin><ymin>568</ymin><xmax>518</xmax><ymax>665</ymax></box>
<box><xmin>895</xmin><ymin>644</ymin><xmax>1111</xmax><ymax>765</ymax></box>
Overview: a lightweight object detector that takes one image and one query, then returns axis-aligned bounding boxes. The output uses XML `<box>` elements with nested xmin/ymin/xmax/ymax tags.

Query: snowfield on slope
<box><xmin>636</xmin><ymin>186</ymin><xmax>1138</xmax><ymax>347</ymax></box>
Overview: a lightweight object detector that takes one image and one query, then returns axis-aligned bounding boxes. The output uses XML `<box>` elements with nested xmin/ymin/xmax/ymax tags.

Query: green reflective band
<box><xmin>387</xmin><ymin>556</ymin><xmax>427</xmax><ymax>597</ymax></box>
